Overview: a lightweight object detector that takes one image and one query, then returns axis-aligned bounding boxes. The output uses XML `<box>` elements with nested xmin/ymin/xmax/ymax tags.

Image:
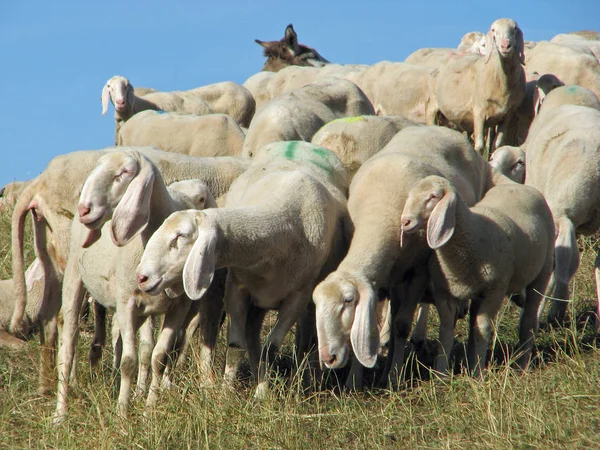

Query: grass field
<box><xmin>1</xmin><ymin>206</ymin><xmax>599</xmax><ymax>449</ymax></box>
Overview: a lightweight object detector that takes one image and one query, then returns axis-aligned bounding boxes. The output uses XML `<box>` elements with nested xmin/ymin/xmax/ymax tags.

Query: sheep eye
<box><xmin>343</xmin><ymin>295</ymin><xmax>354</xmax><ymax>304</ymax></box>
<box><xmin>516</xmin><ymin>160</ymin><xmax>524</xmax><ymax>166</ymax></box>
<box><xmin>169</xmin><ymin>236</ymin><xmax>180</xmax><ymax>250</ymax></box>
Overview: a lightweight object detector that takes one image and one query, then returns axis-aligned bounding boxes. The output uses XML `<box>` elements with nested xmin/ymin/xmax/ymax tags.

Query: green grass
<box><xmin>1</xmin><ymin>207</ymin><xmax>600</xmax><ymax>449</ymax></box>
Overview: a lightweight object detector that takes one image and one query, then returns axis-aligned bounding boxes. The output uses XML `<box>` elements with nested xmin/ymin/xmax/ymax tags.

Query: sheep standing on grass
<box><xmin>312</xmin><ymin>126</ymin><xmax>504</xmax><ymax>386</ymax></box>
<box><xmin>54</xmin><ymin>150</ymin><xmax>218</xmax><ymax>423</ymax></box>
<box><xmin>435</xmin><ymin>18</ymin><xmax>526</xmax><ymax>153</ymax></box>
<box><xmin>137</xmin><ymin>141</ymin><xmax>350</xmax><ymax>398</ymax></box>
<box><xmin>400</xmin><ymin>177</ymin><xmax>554</xmax><ymax>375</ymax></box>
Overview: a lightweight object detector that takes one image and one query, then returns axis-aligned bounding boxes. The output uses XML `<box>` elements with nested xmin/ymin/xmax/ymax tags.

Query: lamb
<box><xmin>435</xmin><ymin>18</ymin><xmax>526</xmax><ymax>153</ymax></box>
<box><xmin>255</xmin><ymin>24</ymin><xmax>330</xmax><ymax>72</ymax></box>
<box><xmin>400</xmin><ymin>176</ymin><xmax>554</xmax><ymax>375</ymax></box>
<box><xmin>9</xmin><ymin>147</ymin><xmax>250</xmax><ymax>394</ymax></box>
<box><xmin>242</xmin><ymin>79</ymin><xmax>375</xmax><ymax>157</ymax></box>
<box><xmin>522</xmin><ymin>105</ymin><xmax>600</xmax><ymax>326</ymax></box>
<box><xmin>117</xmin><ymin>111</ymin><xmax>246</xmax><ymax>157</ymax></box>
<box><xmin>136</xmin><ymin>141</ymin><xmax>350</xmax><ymax>398</ymax></box>
<box><xmin>349</xmin><ymin>61</ymin><xmax>438</xmax><ymax>122</ymax></box>
<box><xmin>101</xmin><ymin>76</ymin><xmax>214</xmax><ymax>143</ymax></box>
<box><xmin>312</xmin><ymin>126</ymin><xmax>505</xmax><ymax>386</ymax></box>
<box><xmin>54</xmin><ymin>150</ymin><xmax>218</xmax><ymax>422</ymax></box>
<box><xmin>311</xmin><ymin>115</ymin><xmax>419</xmax><ymax>179</ymax></box>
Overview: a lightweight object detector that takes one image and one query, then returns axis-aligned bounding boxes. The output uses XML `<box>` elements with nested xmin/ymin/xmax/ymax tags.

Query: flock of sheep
<box><xmin>1</xmin><ymin>19</ymin><xmax>600</xmax><ymax>425</ymax></box>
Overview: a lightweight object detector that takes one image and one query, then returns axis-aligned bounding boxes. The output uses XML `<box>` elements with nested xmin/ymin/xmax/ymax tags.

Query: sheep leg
<box><xmin>38</xmin><ymin>314</ymin><xmax>59</xmax><ymax>395</ymax></box>
<box><xmin>146</xmin><ymin>300</ymin><xmax>191</xmax><ymax>408</ymax></box>
<box><xmin>473</xmin><ymin>109</ymin><xmax>486</xmax><ymax>154</ymax></box>
<box><xmin>517</xmin><ymin>277</ymin><xmax>548</xmax><ymax>370</ymax></box>
<box><xmin>245</xmin><ymin>305</ymin><xmax>268</xmax><ymax>383</ymax></box>
<box><xmin>223</xmin><ymin>275</ymin><xmax>250</xmax><ymax>386</ymax></box>
<box><xmin>115</xmin><ymin>299</ymin><xmax>144</xmax><ymax>417</ymax></box>
<box><xmin>547</xmin><ymin>218</ymin><xmax>579</xmax><ymax>325</ymax></box>
<box><xmin>295</xmin><ymin>302</ymin><xmax>322</xmax><ymax>391</ymax></box>
<box><xmin>89</xmin><ymin>300</ymin><xmax>107</xmax><ymax>370</ymax></box>
<box><xmin>411</xmin><ymin>303</ymin><xmax>429</xmax><ymax>346</ymax></box>
<box><xmin>254</xmin><ymin>291</ymin><xmax>310</xmax><ymax>399</ymax></box>
<box><xmin>53</xmin><ymin>265</ymin><xmax>86</xmax><ymax>424</ymax></box>
<box><xmin>595</xmin><ymin>253</ymin><xmax>600</xmax><ymax>330</ymax></box>
<box><xmin>111</xmin><ymin>316</ymin><xmax>122</xmax><ymax>383</ymax></box>
<box><xmin>467</xmin><ymin>292</ymin><xmax>503</xmax><ymax>377</ymax></box>
<box><xmin>433</xmin><ymin>291</ymin><xmax>458</xmax><ymax>374</ymax></box>
<box><xmin>381</xmin><ymin>275</ymin><xmax>427</xmax><ymax>388</ymax></box>
<box><xmin>136</xmin><ymin>316</ymin><xmax>155</xmax><ymax>396</ymax></box>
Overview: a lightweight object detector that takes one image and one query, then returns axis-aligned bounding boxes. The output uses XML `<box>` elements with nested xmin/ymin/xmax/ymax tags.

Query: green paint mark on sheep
<box><xmin>281</xmin><ymin>141</ymin><xmax>334</xmax><ymax>174</ymax></box>
<box><xmin>567</xmin><ymin>85</ymin><xmax>579</xmax><ymax>94</ymax></box>
<box><xmin>330</xmin><ymin>116</ymin><xmax>366</xmax><ymax>125</ymax></box>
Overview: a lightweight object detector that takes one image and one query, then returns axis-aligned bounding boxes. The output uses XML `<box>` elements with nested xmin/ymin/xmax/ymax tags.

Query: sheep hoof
<box><xmin>253</xmin><ymin>382</ymin><xmax>269</xmax><ymax>400</ymax></box>
<box><xmin>52</xmin><ymin>412</ymin><xmax>66</xmax><ymax>426</ymax></box>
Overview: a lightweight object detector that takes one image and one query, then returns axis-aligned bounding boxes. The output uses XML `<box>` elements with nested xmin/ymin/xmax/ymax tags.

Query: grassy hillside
<box><xmin>0</xmin><ymin>206</ymin><xmax>599</xmax><ymax>449</ymax></box>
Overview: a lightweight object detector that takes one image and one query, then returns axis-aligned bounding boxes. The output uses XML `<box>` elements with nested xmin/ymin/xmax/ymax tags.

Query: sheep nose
<box><xmin>78</xmin><ymin>204</ymin><xmax>91</xmax><ymax>218</ymax></box>
<box><xmin>321</xmin><ymin>349</ymin><xmax>337</xmax><ymax>366</ymax></box>
<box><xmin>115</xmin><ymin>99</ymin><xmax>125</xmax><ymax>106</ymax></box>
<box><xmin>401</xmin><ymin>217</ymin><xmax>411</xmax><ymax>228</ymax></box>
<box><xmin>137</xmin><ymin>273</ymin><xmax>148</xmax><ymax>285</ymax></box>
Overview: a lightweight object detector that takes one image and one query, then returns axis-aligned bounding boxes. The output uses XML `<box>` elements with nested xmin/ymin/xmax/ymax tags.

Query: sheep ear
<box><xmin>101</xmin><ymin>84</ymin><xmax>110</xmax><ymax>115</ymax></box>
<box><xmin>284</xmin><ymin>24</ymin><xmax>300</xmax><ymax>55</ymax></box>
<box><xmin>127</xmin><ymin>82</ymin><xmax>135</xmax><ymax>106</ymax></box>
<box><xmin>533</xmin><ymin>87</ymin><xmax>544</xmax><ymax>116</ymax></box>
<box><xmin>515</xmin><ymin>26</ymin><xmax>525</xmax><ymax>65</ymax></box>
<box><xmin>484</xmin><ymin>30</ymin><xmax>494</xmax><ymax>64</ymax></box>
<box><xmin>350</xmin><ymin>280</ymin><xmax>379</xmax><ymax>368</ymax></box>
<box><xmin>183</xmin><ymin>227</ymin><xmax>217</xmax><ymax>300</ymax></box>
<box><xmin>427</xmin><ymin>191</ymin><xmax>457</xmax><ymax>249</ymax></box>
<box><xmin>110</xmin><ymin>158</ymin><xmax>154</xmax><ymax>247</ymax></box>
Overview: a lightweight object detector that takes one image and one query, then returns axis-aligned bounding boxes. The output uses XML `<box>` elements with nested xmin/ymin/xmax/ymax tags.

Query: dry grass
<box><xmin>1</xmin><ymin>208</ymin><xmax>600</xmax><ymax>449</ymax></box>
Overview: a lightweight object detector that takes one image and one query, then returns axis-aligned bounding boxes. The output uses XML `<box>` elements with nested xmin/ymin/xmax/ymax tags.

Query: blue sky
<box><xmin>1</xmin><ymin>0</ymin><xmax>598</xmax><ymax>188</ymax></box>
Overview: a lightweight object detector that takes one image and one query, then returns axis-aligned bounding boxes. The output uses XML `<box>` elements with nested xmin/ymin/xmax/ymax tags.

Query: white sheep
<box><xmin>0</xmin><ymin>180</ymin><xmax>31</xmax><ymax>213</ymax></box>
<box><xmin>400</xmin><ymin>176</ymin><xmax>554</xmax><ymax>375</ymax></box>
<box><xmin>242</xmin><ymin>71</ymin><xmax>275</xmax><ymax>111</ymax></box>
<box><xmin>435</xmin><ymin>18</ymin><xmax>526</xmax><ymax>153</ymax></box>
<box><xmin>312</xmin><ymin>126</ymin><xmax>505</xmax><ymax>386</ymax></box>
<box><xmin>242</xmin><ymin>78</ymin><xmax>375</xmax><ymax>157</ymax></box>
<box><xmin>54</xmin><ymin>150</ymin><xmax>217</xmax><ymax>423</ymax></box>
<box><xmin>255</xmin><ymin>23</ymin><xmax>330</xmax><ymax>72</ymax></box>
<box><xmin>523</xmin><ymin>105</ymin><xmax>600</xmax><ymax>326</ymax></box>
<box><xmin>137</xmin><ymin>141</ymin><xmax>350</xmax><ymax>398</ymax></box>
<box><xmin>489</xmin><ymin>146</ymin><xmax>526</xmax><ymax>183</ymax></box>
<box><xmin>117</xmin><ymin>111</ymin><xmax>246</xmax><ymax>157</ymax></box>
<box><xmin>405</xmin><ymin>31</ymin><xmax>487</xmax><ymax>69</ymax></box>
<box><xmin>349</xmin><ymin>61</ymin><xmax>438</xmax><ymax>122</ymax></box>
<box><xmin>9</xmin><ymin>147</ymin><xmax>250</xmax><ymax>394</ymax></box>
<box><xmin>311</xmin><ymin>114</ymin><xmax>418</xmax><ymax>179</ymax></box>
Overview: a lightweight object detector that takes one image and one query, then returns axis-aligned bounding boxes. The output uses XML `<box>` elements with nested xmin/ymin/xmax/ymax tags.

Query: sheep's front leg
<box><xmin>472</xmin><ymin>109</ymin><xmax>486</xmax><ymax>154</ymax></box>
<box><xmin>89</xmin><ymin>300</ymin><xmax>107</xmax><ymax>370</ymax></box>
<box><xmin>595</xmin><ymin>253</ymin><xmax>600</xmax><ymax>331</ymax></box>
<box><xmin>223</xmin><ymin>275</ymin><xmax>250</xmax><ymax>386</ymax></box>
<box><xmin>136</xmin><ymin>316</ymin><xmax>155</xmax><ymax>396</ymax></box>
<box><xmin>467</xmin><ymin>292</ymin><xmax>503</xmax><ymax>377</ymax></box>
<box><xmin>39</xmin><ymin>313</ymin><xmax>59</xmax><ymax>395</ymax></box>
<box><xmin>115</xmin><ymin>299</ymin><xmax>143</xmax><ymax>417</ymax></box>
<box><xmin>254</xmin><ymin>290</ymin><xmax>310</xmax><ymax>399</ymax></box>
<box><xmin>53</xmin><ymin>264</ymin><xmax>86</xmax><ymax>424</ymax></box>
<box><xmin>433</xmin><ymin>291</ymin><xmax>458</xmax><ymax>374</ymax></box>
<box><xmin>146</xmin><ymin>299</ymin><xmax>190</xmax><ymax>408</ymax></box>
<box><xmin>517</xmin><ymin>276</ymin><xmax>548</xmax><ymax>370</ymax></box>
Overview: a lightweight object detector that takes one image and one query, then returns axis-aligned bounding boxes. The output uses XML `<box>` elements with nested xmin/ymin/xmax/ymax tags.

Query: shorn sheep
<box><xmin>255</xmin><ymin>24</ymin><xmax>330</xmax><ymax>72</ymax></box>
<box><xmin>54</xmin><ymin>150</ymin><xmax>217</xmax><ymax>423</ymax></box>
<box><xmin>400</xmin><ymin>176</ymin><xmax>554</xmax><ymax>375</ymax></box>
<box><xmin>137</xmin><ymin>141</ymin><xmax>350</xmax><ymax>398</ymax></box>
<box><xmin>312</xmin><ymin>126</ymin><xmax>504</xmax><ymax>385</ymax></box>
<box><xmin>435</xmin><ymin>18</ymin><xmax>526</xmax><ymax>153</ymax></box>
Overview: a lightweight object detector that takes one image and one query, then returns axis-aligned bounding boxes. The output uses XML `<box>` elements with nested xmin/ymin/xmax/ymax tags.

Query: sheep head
<box><xmin>486</xmin><ymin>18</ymin><xmax>525</xmax><ymax>65</ymax></box>
<box><xmin>312</xmin><ymin>271</ymin><xmax>379</xmax><ymax>369</ymax></box>
<box><xmin>401</xmin><ymin>176</ymin><xmax>457</xmax><ymax>249</ymax></box>
<box><xmin>78</xmin><ymin>149</ymin><xmax>154</xmax><ymax>248</ymax></box>
<box><xmin>101</xmin><ymin>75</ymin><xmax>135</xmax><ymax>116</ymax></box>
<box><xmin>489</xmin><ymin>146</ymin><xmax>526</xmax><ymax>184</ymax></box>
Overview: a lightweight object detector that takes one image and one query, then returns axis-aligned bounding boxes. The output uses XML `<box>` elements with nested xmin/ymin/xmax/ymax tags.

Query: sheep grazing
<box><xmin>312</xmin><ymin>126</ymin><xmax>504</xmax><ymax>386</ymax></box>
<box><xmin>435</xmin><ymin>18</ymin><xmax>526</xmax><ymax>153</ymax></box>
<box><xmin>54</xmin><ymin>150</ymin><xmax>218</xmax><ymax>423</ymax></box>
<box><xmin>117</xmin><ymin>112</ymin><xmax>246</xmax><ymax>158</ymax></box>
<box><xmin>311</xmin><ymin>115</ymin><xmax>419</xmax><ymax>179</ymax></box>
<box><xmin>400</xmin><ymin>176</ymin><xmax>554</xmax><ymax>375</ymax></box>
<box><xmin>137</xmin><ymin>141</ymin><xmax>350</xmax><ymax>398</ymax></box>
<box><xmin>242</xmin><ymin>78</ymin><xmax>375</xmax><ymax>157</ymax></box>
<box><xmin>523</xmin><ymin>105</ymin><xmax>600</xmax><ymax>326</ymax></box>
<box><xmin>255</xmin><ymin>24</ymin><xmax>330</xmax><ymax>72</ymax></box>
